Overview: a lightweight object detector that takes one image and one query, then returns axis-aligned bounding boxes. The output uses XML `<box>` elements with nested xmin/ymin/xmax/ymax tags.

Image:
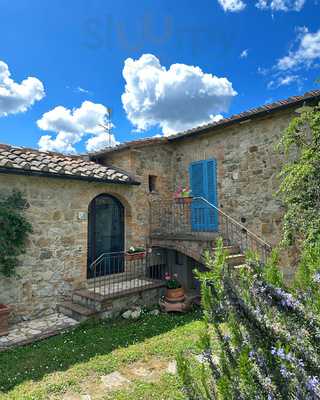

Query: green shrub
<box><xmin>277</xmin><ymin>101</ymin><xmax>320</xmax><ymax>248</ymax></box>
<box><xmin>178</xmin><ymin>239</ymin><xmax>320</xmax><ymax>399</ymax></box>
<box><xmin>0</xmin><ymin>190</ymin><xmax>32</xmax><ymax>277</ymax></box>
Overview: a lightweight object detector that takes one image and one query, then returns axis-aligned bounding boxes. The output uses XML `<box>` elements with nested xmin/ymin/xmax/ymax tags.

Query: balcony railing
<box><xmin>88</xmin><ymin>251</ymin><xmax>166</xmax><ymax>298</ymax></box>
<box><xmin>150</xmin><ymin>197</ymin><xmax>272</xmax><ymax>263</ymax></box>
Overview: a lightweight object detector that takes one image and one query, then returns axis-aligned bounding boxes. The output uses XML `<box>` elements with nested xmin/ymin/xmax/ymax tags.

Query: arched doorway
<box><xmin>87</xmin><ymin>194</ymin><xmax>124</xmax><ymax>278</ymax></box>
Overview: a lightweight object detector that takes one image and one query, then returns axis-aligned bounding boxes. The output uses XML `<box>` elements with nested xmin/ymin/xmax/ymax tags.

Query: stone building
<box><xmin>0</xmin><ymin>90</ymin><xmax>319</xmax><ymax>323</ymax></box>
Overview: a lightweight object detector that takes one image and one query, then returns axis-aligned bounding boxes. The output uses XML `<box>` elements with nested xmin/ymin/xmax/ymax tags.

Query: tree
<box><xmin>277</xmin><ymin>102</ymin><xmax>320</xmax><ymax>248</ymax></box>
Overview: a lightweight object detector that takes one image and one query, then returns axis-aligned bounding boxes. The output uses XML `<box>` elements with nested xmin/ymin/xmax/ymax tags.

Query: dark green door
<box><xmin>88</xmin><ymin>194</ymin><xmax>124</xmax><ymax>277</ymax></box>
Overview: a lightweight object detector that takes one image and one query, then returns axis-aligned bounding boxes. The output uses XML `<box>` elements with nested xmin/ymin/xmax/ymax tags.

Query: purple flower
<box><xmin>280</xmin><ymin>365</ymin><xmax>292</xmax><ymax>378</ymax></box>
<box><xmin>306</xmin><ymin>376</ymin><xmax>320</xmax><ymax>393</ymax></box>
<box><xmin>271</xmin><ymin>347</ymin><xmax>293</xmax><ymax>362</ymax></box>
<box><xmin>275</xmin><ymin>288</ymin><xmax>300</xmax><ymax>309</ymax></box>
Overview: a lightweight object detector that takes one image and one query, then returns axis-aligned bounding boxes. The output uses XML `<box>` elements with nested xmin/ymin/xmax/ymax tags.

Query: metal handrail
<box><xmin>192</xmin><ymin>196</ymin><xmax>272</xmax><ymax>251</ymax></box>
<box><xmin>89</xmin><ymin>251</ymin><xmax>125</xmax><ymax>271</ymax></box>
<box><xmin>88</xmin><ymin>250</ymin><xmax>167</xmax><ymax>297</ymax></box>
<box><xmin>149</xmin><ymin>196</ymin><xmax>272</xmax><ymax>263</ymax></box>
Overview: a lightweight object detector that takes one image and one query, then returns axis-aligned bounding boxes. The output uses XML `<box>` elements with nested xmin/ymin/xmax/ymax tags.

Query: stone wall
<box><xmin>101</xmin><ymin>110</ymin><xmax>294</xmax><ymax>279</ymax></box>
<box><xmin>0</xmin><ymin>173</ymin><xmax>143</xmax><ymax>322</ymax></box>
<box><xmin>100</xmin><ymin>288</ymin><xmax>164</xmax><ymax>319</ymax></box>
<box><xmin>0</xmin><ymin>109</ymin><xmax>296</xmax><ymax>323</ymax></box>
<box><xmin>170</xmin><ymin>111</ymin><xmax>291</xmax><ymax>276</ymax></box>
<box><xmin>98</xmin><ymin>142</ymin><xmax>174</xmax><ymax>240</ymax></box>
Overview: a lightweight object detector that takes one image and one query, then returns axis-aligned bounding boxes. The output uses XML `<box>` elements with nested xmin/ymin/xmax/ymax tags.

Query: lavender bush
<box><xmin>177</xmin><ymin>238</ymin><xmax>320</xmax><ymax>400</ymax></box>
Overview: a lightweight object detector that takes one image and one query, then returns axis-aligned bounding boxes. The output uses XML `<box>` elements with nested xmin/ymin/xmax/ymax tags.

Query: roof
<box><xmin>169</xmin><ymin>89</ymin><xmax>320</xmax><ymax>141</ymax></box>
<box><xmin>90</xmin><ymin>137</ymin><xmax>167</xmax><ymax>158</ymax></box>
<box><xmin>0</xmin><ymin>144</ymin><xmax>139</xmax><ymax>185</ymax></box>
<box><xmin>91</xmin><ymin>89</ymin><xmax>320</xmax><ymax>156</ymax></box>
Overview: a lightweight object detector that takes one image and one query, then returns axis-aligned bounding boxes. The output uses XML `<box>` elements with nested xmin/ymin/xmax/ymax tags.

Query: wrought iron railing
<box><xmin>150</xmin><ymin>196</ymin><xmax>272</xmax><ymax>263</ymax></box>
<box><xmin>88</xmin><ymin>251</ymin><xmax>166</xmax><ymax>297</ymax></box>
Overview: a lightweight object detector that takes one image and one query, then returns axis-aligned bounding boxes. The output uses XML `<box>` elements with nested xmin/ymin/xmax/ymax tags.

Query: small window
<box><xmin>148</xmin><ymin>175</ymin><xmax>157</xmax><ymax>193</ymax></box>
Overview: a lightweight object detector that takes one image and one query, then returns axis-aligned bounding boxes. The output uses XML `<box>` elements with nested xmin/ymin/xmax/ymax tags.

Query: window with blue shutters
<box><xmin>189</xmin><ymin>159</ymin><xmax>218</xmax><ymax>231</ymax></box>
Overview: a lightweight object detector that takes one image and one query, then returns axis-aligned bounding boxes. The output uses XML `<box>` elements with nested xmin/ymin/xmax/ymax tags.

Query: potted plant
<box><xmin>164</xmin><ymin>273</ymin><xmax>185</xmax><ymax>300</ymax></box>
<box><xmin>0</xmin><ymin>304</ymin><xmax>10</xmax><ymax>336</ymax></box>
<box><xmin>126</xmin><ymin>246</ymin><xmax>146</xmax><ymax>261</ymax></box>
<box><xmin>174</xmin><ymin>185</ymin><xmax>193</xmax><ymax>205</ymax></box>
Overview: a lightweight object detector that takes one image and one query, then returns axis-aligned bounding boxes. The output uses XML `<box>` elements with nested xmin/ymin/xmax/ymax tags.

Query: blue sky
<box><xmin>0</xmin><ymin>0</ymin><xmax>319</xmax><ymax>153</ymax></box>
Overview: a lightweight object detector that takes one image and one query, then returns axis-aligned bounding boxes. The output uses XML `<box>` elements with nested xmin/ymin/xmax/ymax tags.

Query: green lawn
<box><xmin>0</xmin><ymin>311</ymin><xmax>203</xmax><ymax>400</ymax></box>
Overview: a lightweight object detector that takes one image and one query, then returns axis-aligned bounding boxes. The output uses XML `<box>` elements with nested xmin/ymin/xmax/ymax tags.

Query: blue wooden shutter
<box><xmin>190</xmin><ymin>161</ymin><xmax>206</xmax><ymax>231</ymax></box>
<box><xmin>190</xmin><ymin>161</ymin><xmax>205</xmax><ymax>197</ymax></box>
<box><xmin>190</xmin><ymin>159</ymin><xmax>218</xmax><ymax>232</ymax></box>
<box><xmin>206</xmin><ymin>159</ymin><xmax>218</xmax><ymax>230</ymax></box>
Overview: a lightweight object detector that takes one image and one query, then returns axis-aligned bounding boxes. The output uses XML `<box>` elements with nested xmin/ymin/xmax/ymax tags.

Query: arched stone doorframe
<box><xmin>86</xmin><ymin>192</ymin><xmax>134</xmax><ymax>279</ymax></box>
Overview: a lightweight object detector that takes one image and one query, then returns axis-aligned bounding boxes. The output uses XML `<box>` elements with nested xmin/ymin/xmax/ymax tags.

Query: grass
<box><xmin>0</xmin><ymin>310</ymin><xmax>203</xmax><ymax>400</ymax></box>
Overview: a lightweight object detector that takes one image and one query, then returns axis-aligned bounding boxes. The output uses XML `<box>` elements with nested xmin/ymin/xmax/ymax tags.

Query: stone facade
<box><xmin>101</xmin><ymin>110</ymin><xmax>294</xmax><ymax>279</ymax></box>
<box><xmin>170</xmin><ymin>112</ymin><xmax>290</xmax><ymax>257</ymax></box>
<box><xmin>0</xmin><ymin>106</ymin><xmax>299</xmax><ymax>323</ymax></box>
<box><xmin>0</xmin><ymin>173</ymin><xmax>144</xmax><ymax>322</ymax></box>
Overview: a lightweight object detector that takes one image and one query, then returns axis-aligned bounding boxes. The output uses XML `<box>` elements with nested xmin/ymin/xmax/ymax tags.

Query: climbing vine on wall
<box><xmin>0</xmin><ymin>190</ymin><xmax>32</xmax><ymax>277</ymax></box>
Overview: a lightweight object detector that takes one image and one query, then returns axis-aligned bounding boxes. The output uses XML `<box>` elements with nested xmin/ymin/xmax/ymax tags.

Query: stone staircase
<box><xmin>221</xmin><ymin>245</ymin><xmax>246</xmax><ymax>266</ymax></box>
<box><xmin>58</xmin><ymin>288</ymin><xmax>111</xmax><ymax>322</ymax></box>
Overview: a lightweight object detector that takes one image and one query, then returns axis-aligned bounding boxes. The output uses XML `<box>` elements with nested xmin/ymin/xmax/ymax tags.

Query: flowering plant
<box><xmin>126</xmin><ymin>246</ymin><xmax>145</xmax><ymax>254</ymax></box>
<box><xmin>177</xmin><ymin>238</ymin><xmax>320</xmax><ymax>399</ymax></box>
<box><xmin>164</xmin><ymin>272</ymin><xmax>182</xmax><ymax>289</ymax></box>
<box><xmin>174</xmin><ymin>185</ymin><xmax>192</xmax><ymax>199</ymax></box>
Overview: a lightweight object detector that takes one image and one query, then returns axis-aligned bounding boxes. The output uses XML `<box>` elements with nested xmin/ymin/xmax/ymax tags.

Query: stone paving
<box><xmin>62</xmin><ymin>359</ymin><xmax>178</xmax><ymax>399</ymax></box>
<box><xmin>0</xmin><ymin>313</ymin><xmax>78</xmax><ymax>350</ymax></box>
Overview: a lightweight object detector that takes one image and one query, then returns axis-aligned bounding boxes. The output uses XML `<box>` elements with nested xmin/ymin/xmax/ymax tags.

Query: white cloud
<box><xmin>255</xmin><ymin>0</ymin><xmax>306</xmax><ymax>11</ymax></box>
<box><xmin>267</xmin><ymin>74</ymin><xmax>302</xmax><ymax>89</ymax></box>
<box><xmin>210</xmin><ymin>114</ymin><xmax>224</xmax><ymax>122</ymax></box>
<box><xmin>240</xmin><ymin>49</ymin><xmax>249</xmax><ymax>58</ymax></box>
<box><xmin>217</xmin><ymin>0</ymin><xmax>246</xmax><ymax>12</ymax></box>
<box><xmin>37</xmin><ymin>101</ymin><xmax>118</xmax><ymax>153</ymax></box>
<box><xmin>0</xmin><ymin>60</ymin><xmax>45</xmax><ymax>117</ymax></box>
<box><xmin>86</xmin><ymin>133</ymin><xmax>118</xmax><ymax>152</ymax></box>
<box><xmin>277</xmin><ymin>27</ymin><xmax>320</xmax><ymax>71</ymax></box>
<box><xmin>121</xmin><ymin>54</ymin><xmax>237</xmax><ymax>136</ymax></box>
<box><xmin>77</xmin><ymin>86</ymin><xmax>91</xmax><ymax>94</ymax></box>
<box><xmin>257</xmin><ymin>66</ymin><xmax>269</xmax><ymax>76</ymax></box>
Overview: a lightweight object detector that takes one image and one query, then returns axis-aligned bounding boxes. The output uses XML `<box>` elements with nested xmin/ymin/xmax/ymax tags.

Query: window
<box><xmin>148</xmin><ymin>175</ymin><xmax>157</xmax><ymax>193</ymax></box>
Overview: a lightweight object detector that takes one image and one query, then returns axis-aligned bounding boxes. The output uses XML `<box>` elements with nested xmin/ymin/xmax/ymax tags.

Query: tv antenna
<box><xmin>99</xmin><ymin>108</ymin><xmax>113</xmax><ymax>147</ymax></box>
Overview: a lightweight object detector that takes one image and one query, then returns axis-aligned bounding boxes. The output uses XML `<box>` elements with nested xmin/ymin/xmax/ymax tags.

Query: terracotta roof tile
<box><xmin>0</xmin><ymin>144</ymin><xmax>139</xmax><ymax>185</ymax></box>
<box><xmin>169</xmin><ymin>89</ymin><xmax>320</xmax><ymax>141</ymax></box>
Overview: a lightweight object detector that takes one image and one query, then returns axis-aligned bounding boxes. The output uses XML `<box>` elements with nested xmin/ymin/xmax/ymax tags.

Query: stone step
<box><xmin>72</xmin><ymin>289</ymin><xmax>111</xmax><ymax>311</ymax></box>
<box><xmin>220</xmin><ymin>245</ymin><xmax>240</xmax><ymax>255</ymax></box>
<box><xmin>58</xmin><ymin>301</ymin><xmax>97</xmax><ymax>322</ymax></box>
<box><xmin>226</xmin><ymin>253</ymin><xmax>246</xmax><ymax>267</ymax></box>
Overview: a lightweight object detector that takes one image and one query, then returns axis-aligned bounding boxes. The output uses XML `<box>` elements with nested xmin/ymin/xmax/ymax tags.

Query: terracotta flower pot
<box><xmin>166</xmin><ymin>287</ymin><xmax>185</xmax><ymax>302</ymax></box>
<box><xmin>126</xmin><ymin>252</ymin><xmax>146</xmax><ymax>261</ymax></box>
<box><xmin>0</xmin><ymin>304</ymin><xmax>10</xmax><ymax>337</ymax></box>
